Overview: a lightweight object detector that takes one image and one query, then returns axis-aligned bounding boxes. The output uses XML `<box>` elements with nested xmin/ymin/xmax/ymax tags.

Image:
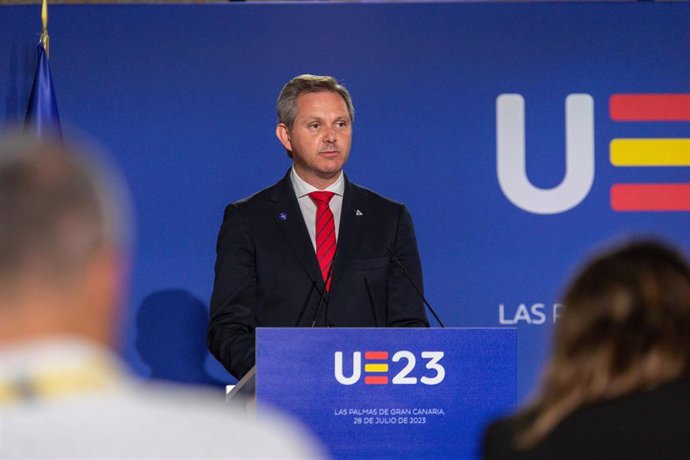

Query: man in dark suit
<box><xmin>208</xmin><ymin>75</ymin><xmax>429</xmax><ymax>380</ymax></box>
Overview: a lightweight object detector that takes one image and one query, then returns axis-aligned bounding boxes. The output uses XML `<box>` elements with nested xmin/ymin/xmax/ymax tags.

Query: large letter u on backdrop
<box><xmin>334</xmin><ymin>351</ymin><xmax>361</xmax><ymax>385</ymax></box>
<box><xmin>496</xmin><ymin>94</ymin><xmax>595</xmax><ymax>215</ymax></box>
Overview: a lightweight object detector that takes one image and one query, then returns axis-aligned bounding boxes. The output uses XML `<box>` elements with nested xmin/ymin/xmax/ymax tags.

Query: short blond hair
<box><xmin>276</xmin><ymin>74</ymin><xmax>354</xmax><ymax>131</ymax></box>
<box><xmin>0</xmin><ymin>132</ymin><xmax>128</xmax><ymax>286</ymax></box>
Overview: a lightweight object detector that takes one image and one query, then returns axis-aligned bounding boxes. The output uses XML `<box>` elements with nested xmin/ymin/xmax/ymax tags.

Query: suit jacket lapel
<box><xmin>269</xmin><ymin>171</ymin><xmax>324</xmax><ymax>290</ymax></box>
<box><xmin>330</xmin><ymin>175</ymin><xmax>364</xmax><ymax>295</ymax></box>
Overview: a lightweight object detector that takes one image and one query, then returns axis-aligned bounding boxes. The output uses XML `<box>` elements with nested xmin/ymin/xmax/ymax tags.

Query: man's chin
<box><xmin>318</xmin><ymin>165</ymin><xmax>344</xmax><ymax>177</ymax></box>
<box><xmin>315</xmin><ymin>159</ymin><xmax>345</xmax><ymax>174</ymax></box>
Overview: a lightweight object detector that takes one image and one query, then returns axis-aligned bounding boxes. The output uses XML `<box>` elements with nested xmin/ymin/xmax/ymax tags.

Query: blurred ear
<box><xmin>276</xmin><ymin>123</ymin><xmax>293</xmax><ymax>152</ymax></box>
<box><xmin>82</xmin><ymin>247</ymin><xmax>126</xmax><ymax>346</ymax></box>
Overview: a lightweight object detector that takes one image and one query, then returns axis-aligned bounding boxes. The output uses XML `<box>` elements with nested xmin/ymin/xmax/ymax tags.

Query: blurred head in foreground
<box><xmin>505</xmin><ymin>239</ymin><xmax>690</xmax><ymax>450</ymax></box>
<box><xmin>485</xmin><ymin>240</ymin><xmax>690</xmax><ymax>458</ymax></box>
<box><xmin>0</xmin><ymin>131</ymin><xmax>325</xmax><ymax>459</ymax></box>
<box><xmin>0</xmin><ymin>130</ymin><xmax>129</xmax><ymax>345</ymax></box>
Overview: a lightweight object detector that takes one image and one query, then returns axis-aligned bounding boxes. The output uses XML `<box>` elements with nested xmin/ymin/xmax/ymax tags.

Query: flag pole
<box><xmin>25</xmin><ymin>0</ymin><xmax>61</xmax><ymax>138</ymax></box>
<box><xmin>41</xmin><ymin>0</ymin><xmax>49</xmax><ymax>58</ymax></box>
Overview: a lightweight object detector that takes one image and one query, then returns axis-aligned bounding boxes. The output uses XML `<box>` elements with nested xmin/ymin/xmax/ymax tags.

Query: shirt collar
<box><xmin>0</xmin><ymin>336</ymin><xmax>126</xmax><ymax>404</ymax></box>
<box><xmin>291</xmin><ymin>167</ymin><xmax>344</xmax><ymax>198</ymax></box>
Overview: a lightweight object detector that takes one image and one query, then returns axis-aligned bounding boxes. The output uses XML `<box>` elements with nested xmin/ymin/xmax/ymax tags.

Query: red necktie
<box><xmin>309</xmin><ymin>191</ymin><xmax>336</xmax><ymax>291</ymax></box>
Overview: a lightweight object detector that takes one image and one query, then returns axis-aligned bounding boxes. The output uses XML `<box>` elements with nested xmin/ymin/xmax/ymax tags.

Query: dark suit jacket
<box><xmin>482</xmin><ymin>377</ymin><xmax>690</xmax><ymax>460</ymax></box>
<box><xmin>208</xmin><ymin>171</ymin><xmax>429</xmax><ymax>379</ymax></box>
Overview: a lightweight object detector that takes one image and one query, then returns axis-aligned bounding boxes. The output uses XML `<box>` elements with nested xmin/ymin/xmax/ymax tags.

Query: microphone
<box><xmin>386</xmin><ymin>247</ymin><xmax>445</xmax><ymax>328</ymax></box>
<box><xmin>311</xmin><ymin>249</ymin><xmax>337</xmax><ymax>327</ymax></box>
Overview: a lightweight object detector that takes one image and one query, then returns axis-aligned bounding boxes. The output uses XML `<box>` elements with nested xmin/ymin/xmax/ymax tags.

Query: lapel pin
<box><xmin>355</xmin><ymin>209</ymin><xmax>363</xmax><ymax>216</ymax></box>
<box><xmin>279</xmin><ymin>212</ymin><xmax>288</xmax><ymax>221</ymax></box>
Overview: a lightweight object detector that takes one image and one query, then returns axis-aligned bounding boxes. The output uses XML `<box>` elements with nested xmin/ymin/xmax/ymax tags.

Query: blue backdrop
<box><xmin>2</xmin><ymin>2</ymin><xmax>689</xmax><ymax>404</ymax></box>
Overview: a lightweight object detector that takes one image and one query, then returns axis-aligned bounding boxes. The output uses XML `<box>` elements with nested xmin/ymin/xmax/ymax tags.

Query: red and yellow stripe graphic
<box><xmin>611</xmin><ymin>184</ymin><xmax>690</xmax><ymax>211</ymax></box>
<box><xmin>364</xmin><ymin>376</ymin><xmax>389</xmax><ymax>384</ymax></box>
<box><xmin>364</xmin><ymin>351</ymin><xmax>389</xmax><ymax>360</ymax></box>
<box><xmin>610</xmin><ymin>94</ymin><xmax>690</xmax><ymax>121</ymax></box>
<box><xmin>364</xmin><ymin>351</ymin><xmax>389</xmax><ymax>385</ymax></box>
<box><xmin>609</xmin><ymin>94</ymin><xmax>690</xmax><ymax>211</ymax></box>
<box><xmin>610</xmin><ymin>139</ymin><xmax>690</xmax><ymax>167</ymax></box>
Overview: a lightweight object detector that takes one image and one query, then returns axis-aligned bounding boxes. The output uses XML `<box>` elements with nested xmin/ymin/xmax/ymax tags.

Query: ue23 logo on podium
<box><xmin>334</xmin><ymin>350</ymin><xmax>445</xmax><ymax>386</ymax></box>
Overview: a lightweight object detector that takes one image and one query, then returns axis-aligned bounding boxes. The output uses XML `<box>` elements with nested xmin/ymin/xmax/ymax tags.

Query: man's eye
<box><xmin>309</xmin><ymin>123</ymin><xmax>320</xmax><ymax>130</ymax></box>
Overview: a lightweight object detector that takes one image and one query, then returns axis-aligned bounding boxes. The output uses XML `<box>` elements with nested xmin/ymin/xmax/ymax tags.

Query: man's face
<box><xmin>276</xmin><ymin>91</ymin><xmax>352</xmax><ymax>189</ymax></box>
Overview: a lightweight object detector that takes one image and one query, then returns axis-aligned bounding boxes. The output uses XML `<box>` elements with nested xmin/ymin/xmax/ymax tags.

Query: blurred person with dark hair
<box><xmin>0</xmin><ymin>131</ymin><xmax>324</xmax><ymax>459</ymax></box>
<box><xmin>482</xmin><ymin>239</ymin><xmax>690</xmax><ymax>459</ymax></box>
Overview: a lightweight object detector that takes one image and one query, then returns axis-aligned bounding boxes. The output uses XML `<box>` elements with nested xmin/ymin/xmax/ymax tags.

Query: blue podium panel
<box><xmin>256</xmin><ymin>328</ymin><xmax>516</xmax><ymax>459</ymax></box>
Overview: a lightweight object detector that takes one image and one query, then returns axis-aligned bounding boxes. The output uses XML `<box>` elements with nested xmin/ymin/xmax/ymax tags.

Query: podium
<box><xmin>255</xmin><ymin>328</ymin><xmax>516</xmax><ymax>459</ymax></box>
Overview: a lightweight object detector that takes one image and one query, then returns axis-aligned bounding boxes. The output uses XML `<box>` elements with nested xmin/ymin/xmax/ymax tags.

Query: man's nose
<box><xmin>323</xmin><ymin>126</ymin><xmax>336</xmax><ymax>143</ymax></box>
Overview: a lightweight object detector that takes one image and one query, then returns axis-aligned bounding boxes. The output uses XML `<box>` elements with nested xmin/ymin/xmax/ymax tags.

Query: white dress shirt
<box><xmin>291</xmin><ymin>167</ymin><xmax>345</xmax><ymax>251</ymax></box>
